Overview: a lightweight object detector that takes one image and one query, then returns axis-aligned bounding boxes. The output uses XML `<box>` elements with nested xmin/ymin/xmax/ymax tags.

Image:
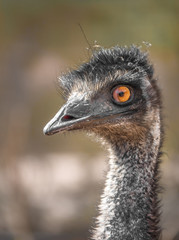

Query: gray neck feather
<box><xmin>93</xmin><ymin>114</ymin><xmax>161</xmax><ymax>240</ymax></box>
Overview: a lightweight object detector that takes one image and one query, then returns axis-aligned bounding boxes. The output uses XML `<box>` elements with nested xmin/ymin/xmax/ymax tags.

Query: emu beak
<box><xmin>43</xmin><ymin>101</ymin><xmax>91</xmax><ymax>136</ymax></box>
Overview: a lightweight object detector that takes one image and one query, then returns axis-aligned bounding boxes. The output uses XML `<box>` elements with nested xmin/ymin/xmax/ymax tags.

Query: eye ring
<box><xmin>111</xmin><ymin>85</ymin><xmax>133</xmax><ymax>105</ymax></box>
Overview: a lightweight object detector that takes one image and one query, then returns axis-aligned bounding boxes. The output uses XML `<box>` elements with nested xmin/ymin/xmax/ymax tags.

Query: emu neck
<box><xmin>93</xmin><ymin>118</ymin><xmax>161</xmax><ymax>240</ymax></box>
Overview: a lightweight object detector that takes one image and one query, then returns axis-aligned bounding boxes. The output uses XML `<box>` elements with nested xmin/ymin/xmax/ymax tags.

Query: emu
<box><xmin>43</xmin><ymin>46</ymin><xmax>163</xmax><ymax>240</ymax></box>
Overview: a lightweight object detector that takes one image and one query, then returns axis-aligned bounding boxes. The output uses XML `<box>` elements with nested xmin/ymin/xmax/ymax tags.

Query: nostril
<box><xmin>61</xmin><ymin>115</ymin><xmax>76</xmax><ymax>122</ymax></box>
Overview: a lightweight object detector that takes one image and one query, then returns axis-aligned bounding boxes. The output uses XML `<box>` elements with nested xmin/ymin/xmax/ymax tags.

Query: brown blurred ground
<box><xmin>0</xmin><ymin>1</ymin><xmax>179</xmax><ymax>240</ymax></box>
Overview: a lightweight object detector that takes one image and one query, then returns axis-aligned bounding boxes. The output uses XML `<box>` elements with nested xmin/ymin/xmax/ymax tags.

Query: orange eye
<box><xmin>112</xmin><ymin>86</ymin><xmax>131</xmax><ymax>103</ymax></box>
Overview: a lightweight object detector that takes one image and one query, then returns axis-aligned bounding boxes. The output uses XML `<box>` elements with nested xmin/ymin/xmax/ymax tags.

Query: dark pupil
<box><xmin>118</xmin><ymin>91</ymin><xmax>124</xmax><ymax>97</ymax></box>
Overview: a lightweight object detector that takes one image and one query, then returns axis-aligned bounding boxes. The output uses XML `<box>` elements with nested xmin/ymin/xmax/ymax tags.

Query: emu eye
<box><xmin>112</xmin><ymin>86</ymin><xmax>131</xmax><ymax>103</ymax></box>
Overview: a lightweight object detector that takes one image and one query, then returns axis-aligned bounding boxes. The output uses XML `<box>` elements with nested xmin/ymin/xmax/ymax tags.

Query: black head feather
<box><xmin>59</xmin><ymin>45</ymin><xmax>154</xmax><ymax>97</ymax></box>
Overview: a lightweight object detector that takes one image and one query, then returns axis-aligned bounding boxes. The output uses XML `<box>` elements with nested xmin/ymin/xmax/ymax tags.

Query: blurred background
<box><xmin>0</xmin><ymin>0</ymin><xmax>179</xmax><ymax>240</ymax></box>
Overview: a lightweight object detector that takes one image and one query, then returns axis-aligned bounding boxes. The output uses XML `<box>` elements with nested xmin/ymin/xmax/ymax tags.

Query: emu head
<box><xmin>43</xmin><ymin>46</ymin><xmax>161</xmax><ymax>143</ymax></box>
